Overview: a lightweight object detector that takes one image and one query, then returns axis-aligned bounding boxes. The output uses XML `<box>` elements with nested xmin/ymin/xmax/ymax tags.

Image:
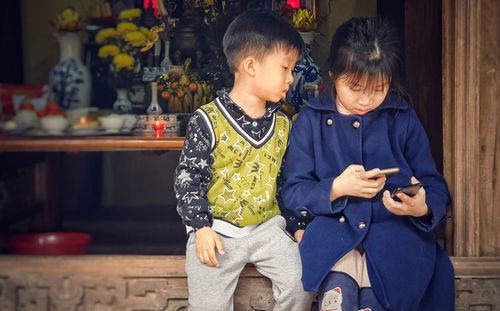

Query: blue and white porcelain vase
<box><xmin>49</xmin><ymin>32</ymin><xmax>91</xmax><ymax>109</ymax></box>
<box><xmin>288</xmin><ymin>32</ymin><xmax>322</xmax><ymax>110</ymax></box>
<box><xmin>113</xmin><ymin>89</ymin><xmax>133</xmax><ymax>112</ymax></box>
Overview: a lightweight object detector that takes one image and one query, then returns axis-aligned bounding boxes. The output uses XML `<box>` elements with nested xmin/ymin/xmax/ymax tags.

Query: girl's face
<box><xmin>333</xmin><ymin>73</ymin><xmax>390</xmax><ymax>115</ymax></box>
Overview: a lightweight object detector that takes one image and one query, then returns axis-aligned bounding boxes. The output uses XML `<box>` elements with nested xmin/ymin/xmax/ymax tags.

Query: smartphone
<box><xmin>391</xmin><ymin>182</ymin><xmax>423</xmax><ymax>200</ymax></box>
<box><xmin>375</xmin><ymin>167</ymin><xmax>400</xmax><ymax>179</ymax></box>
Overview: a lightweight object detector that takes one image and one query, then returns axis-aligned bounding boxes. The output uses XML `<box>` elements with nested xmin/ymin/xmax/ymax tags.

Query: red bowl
<box><xmin>6</xmin><ymin>232</ymin><xmax>92</xmax><ymax>255</ymax></box>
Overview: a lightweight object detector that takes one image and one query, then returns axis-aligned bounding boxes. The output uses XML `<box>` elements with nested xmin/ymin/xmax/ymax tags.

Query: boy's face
<box><xmin>333</xmin><ymin>74</ymin><xmax>390</xmax><ymax>115</ymax></box>
<box><xmin>253</xmin><ymin>49</ymin><xmax>298</xmax><ymax>103</ymax></box>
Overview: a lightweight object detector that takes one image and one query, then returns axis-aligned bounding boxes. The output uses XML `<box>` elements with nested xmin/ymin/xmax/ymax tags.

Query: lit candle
<box><xmin>154</xmin><ymin>129</ymin><xmax>163</xmax><ymax>138</ymax></box>
<box><xmin>153</xmin><ymin>120</ymin><xmax>163</xmax><ymax>131</ymax></box>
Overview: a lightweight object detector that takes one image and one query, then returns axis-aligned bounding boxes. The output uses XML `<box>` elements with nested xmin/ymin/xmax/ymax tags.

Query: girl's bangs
<box><xmin>341</xmin><ymin>69</ymin><xmax>390</xmax><ymax>94</ymax></box>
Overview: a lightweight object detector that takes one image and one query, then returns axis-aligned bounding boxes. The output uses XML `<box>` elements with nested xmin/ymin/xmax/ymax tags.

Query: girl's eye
<box><xmin>283</xmin><ymin>66</ymin><xmax>289</xmax><ymax>70</ymax></box>
<box><xmin>350</xmin><ymin>86</ymin><xmax>361</xmax><ymax>91</ymax></box>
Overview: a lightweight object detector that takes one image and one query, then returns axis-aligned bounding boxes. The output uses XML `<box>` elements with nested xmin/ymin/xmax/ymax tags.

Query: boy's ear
<box><xmin>241</xmin><ymin>56</ymin><xmax>257</xmax><ymax>77</ymax></box>
<box><xmin>328</xmin><ymin>71</ymin><xmax>334</xmax><ymax>80</ymax></box>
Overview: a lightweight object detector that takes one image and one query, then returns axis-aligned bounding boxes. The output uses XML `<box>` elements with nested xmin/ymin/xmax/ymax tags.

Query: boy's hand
<box><xmin>330</xmin><ymin>165</ymin><xmax>386</xmax><ymax>201</ymax></box>
<box><xmin>294</xmin><ymin>229</ymin><xmax>305</xmax><ymax>243</ymax></box>
<box><xmin>195</xmin><ymin>227</ymin><xmax>225</xmax><ymax>267</ymax></box>
<box><xmin>382</xmin><ymin>177</ymin><xmax>429</xmax><ymax>217</ymax></box>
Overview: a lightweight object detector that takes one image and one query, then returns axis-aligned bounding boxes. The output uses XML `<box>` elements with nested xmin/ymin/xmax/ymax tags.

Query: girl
<box><xmin>282</xmin><ymin>17</ymin><xmax>454</xmax><ymax>311</ymax></box>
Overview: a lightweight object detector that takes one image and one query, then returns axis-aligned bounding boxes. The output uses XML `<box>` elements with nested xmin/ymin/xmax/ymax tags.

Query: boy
<box><xmin>174</xmin><ymin>10</ymin><xmax>312</xmax><ymax>311</ymax></box>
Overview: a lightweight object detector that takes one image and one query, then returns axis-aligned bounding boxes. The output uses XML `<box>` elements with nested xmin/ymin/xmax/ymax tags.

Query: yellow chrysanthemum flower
<box><xmin>52</xmin><ymin>6</ymin><xmax>85</xmax><ymax>32</ymax></box>
<box><xmin>61</xmin><ymin>7</ymin><xmax>79</xmax><ymax>21</ymax></box>
<box><xmin>139</xmin><ymin>26</ymin><xmax>155</xmax><ymax>41</ymax></box>
<box><xmin>118</xmin><ymin>8</ymin><xmax>142</xmax><ymax>21</ymax></box>
<box><xmin>113</xmin><ymin>53</ymin><xmax>135</xmax><ymax>72</ymax></box>
<box><xmin>116</xmin><ymin>22</ymin><xmax>138</xmax><ymax>35</ymax></box>
<box><xmin>124</xmin><ymin>31</ymin><xmax>147</xmax><ymax>47</ymax></box>
<box><xmin>98</xmin><ymin>45</ymin><xmax>120</xmax><ymax>59</ymax></box>
<box><xmin>96</xmin><ymin>28</ymin><xmax>117</xmax><ymax>44</ymax></box>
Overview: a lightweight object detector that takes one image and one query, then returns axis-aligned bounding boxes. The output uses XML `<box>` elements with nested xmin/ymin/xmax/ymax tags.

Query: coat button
<box><xmin>358</xmin><ymin>221</ymin><xmax>366</xmax><ymax>229</ymax></box>
<box><xmin>338</xmin><ymin>216</ymin><xmax>346</xmax><ymax>223</ymax></box>
<box><xmin>326</xmin><ymin>118</ymin><xmax>333</xmax><ymax>126</ymax></box>
<box><xmin>300</xmin><ymin>211</ymin><xmax>308</xmax><ymax>217</ymax></box>
<box><xmin>352</xmin><ymin>120</ymin><xmax>360</xmax><ymax>128</ymax></box>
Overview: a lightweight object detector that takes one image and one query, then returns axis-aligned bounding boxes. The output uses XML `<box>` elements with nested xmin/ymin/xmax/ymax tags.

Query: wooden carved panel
<box><xmin>0</xmin><ymin>274</ymin><xmax>279</xmax><ymax>311</ymax></box>
<box><xmin>456</xmin><ymin>278</ymin><xmax>500</xmax><ymax>311</ymax></box>
<box><xmin>0</xmin><ymin>256</ymin><xmax>279</xmax><ymax>311</ymax></box>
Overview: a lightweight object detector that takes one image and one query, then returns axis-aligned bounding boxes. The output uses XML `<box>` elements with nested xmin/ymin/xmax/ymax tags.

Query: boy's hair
<box><xmin>326</xmin><ymin>17</ymin><xmax>406</xmax><ymax>96</ymax></box>
<box><xmin>223</xmin><ymin>10</ymin><xmax>304</xmax><ymax>73</ymax></box>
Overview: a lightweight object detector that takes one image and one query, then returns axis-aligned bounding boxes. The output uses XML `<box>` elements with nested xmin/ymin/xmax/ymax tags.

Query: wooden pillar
<box><xmin>443</xmin><ymin>0</ymin><xmax>500</xmax><ymax>256</ymax></box>
<box><xmin>442</xmin><ymin>0</ymin><xmax>481</xmax><ymax>257</ymax></box>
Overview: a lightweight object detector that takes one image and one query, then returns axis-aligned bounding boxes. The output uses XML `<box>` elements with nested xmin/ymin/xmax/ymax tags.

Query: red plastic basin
<box><xmin>6</xmin><ymin>232</ymin><xmax>92</xmax><ymax>255</ymax></box>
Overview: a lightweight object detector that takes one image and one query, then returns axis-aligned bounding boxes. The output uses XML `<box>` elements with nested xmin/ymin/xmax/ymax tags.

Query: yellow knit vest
<box><xmin>199</xmin><ymin>100</ymin><xmax>290</xmax><ymax>227</ymax></box>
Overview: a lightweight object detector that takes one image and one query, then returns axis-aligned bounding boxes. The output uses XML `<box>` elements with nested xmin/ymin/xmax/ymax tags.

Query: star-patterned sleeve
<box><xmin>174</xmin><ymin>111</ymin><xmax>214</xmax><ymax>231</ymax></box>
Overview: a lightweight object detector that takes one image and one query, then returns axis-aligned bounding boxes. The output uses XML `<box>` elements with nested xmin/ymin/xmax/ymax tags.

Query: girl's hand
<box><xmin>195</xmin><ymin>227</ymin><xmax>225</xmax><ymax>267</ymax></box>
<box><xmin>330</xmin><ymin>164</ymin><xmax>386</xmax><ymax>200</ymax></box>
<box><xmin>294</xmin><ymin>229</ymin><xmax>305</xmax><ymax>243</ymax></box>
<box><xmin>382</xmin><ymin>177</ymin><xmax>429</xmax><ymax>217</ymax></box>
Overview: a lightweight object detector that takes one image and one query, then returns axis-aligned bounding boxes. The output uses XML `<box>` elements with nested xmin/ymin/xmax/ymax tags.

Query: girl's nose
<box><xmin>358</xmin><ymin>98</ymin><xmax>368</xmax><ymax>106</ymax></box>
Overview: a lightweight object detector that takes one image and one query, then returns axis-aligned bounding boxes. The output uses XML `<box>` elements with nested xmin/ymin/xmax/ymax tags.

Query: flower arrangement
<box><xmin>95</xmin><ymin>8</ymin><xmax>157</xmax><ymax>88</ymax></box>
<box><xmin>194</xmin><ymin>0</ymin><xmax>221</xmax><ymax>24</ymax></box>
<box><xmin>51</xmin><ymin>7</ymin><xmax>87</xmax><ymax>32</ymax></box>
<box><xmin>292</xmin><ymin>8</ymin><xmax>318</xmax><ymax>32</ymax></box>
<box><xmin>280</xmin><ymin>6</ymin><xmax>318</xmax><ymax>32</ymax></box>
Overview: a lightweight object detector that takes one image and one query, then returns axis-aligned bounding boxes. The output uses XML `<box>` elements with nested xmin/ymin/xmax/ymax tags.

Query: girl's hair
<box><xmin>223</xmin><ymin>10</ymin><xmax>304</xmax><ymax>73</ymax></box>
<box><xmin>326</xmin><ymin>17</ymin><xmax>408</xmax><ymax>100</ymax></box>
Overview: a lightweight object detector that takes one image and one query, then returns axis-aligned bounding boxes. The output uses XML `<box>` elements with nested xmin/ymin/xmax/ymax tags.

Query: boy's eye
<box><xmin>283</xmin><ymin>66</ymin><xmax>289</xmax><ymax>70</ymax></box>
<box><xmin>350</xmin><ymin>86</ymin><xmax>362</xmax><ymax>91</ymax></box>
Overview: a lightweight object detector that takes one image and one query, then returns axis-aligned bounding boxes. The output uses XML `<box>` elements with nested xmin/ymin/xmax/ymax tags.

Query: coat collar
<box><xmin>306</xmin><ymin>91</ymin><xmax>410</xmax><ymax>114</ymax></box>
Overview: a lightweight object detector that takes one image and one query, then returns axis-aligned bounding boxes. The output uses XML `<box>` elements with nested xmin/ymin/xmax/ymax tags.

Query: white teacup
<box><xmin>98</xmin><ymin>114</ymin><xmax>125</xmax><ymax>132</ymax></box>
<box><xmin>40</xmin><ymin>115</ymin><xmax>69</xmax><ymax>133</ymax></box>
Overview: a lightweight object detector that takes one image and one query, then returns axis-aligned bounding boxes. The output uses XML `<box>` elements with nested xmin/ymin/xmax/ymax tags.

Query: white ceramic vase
<box><xmin>49</xmin><ymin>32</ymin><xmax>92</xmax><ymax>109</ymax></box>
<box><xmin>146</xmin><ymin>82</ymin><xmax>162</xmax><ymax>115</ymax></box>
<box><xmin>160</xmin><ymin>40</ymin><xmax>173</xmax><ymax>68</ymax></box>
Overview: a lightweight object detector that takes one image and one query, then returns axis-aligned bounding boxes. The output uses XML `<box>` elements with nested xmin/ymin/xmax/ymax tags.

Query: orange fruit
<box><xmin>157</xmin><ymin>84</ymin><xmax>165</xmax><ymax>91</ymax></box>
<box><xmin>171</xmin><ymin>81</ymin><xmax>179</xmax><ymax>89</ymax></box>
<box><xmin>46</xmin><ymin>101</ymin><xmax>60</xmax><ymax>111</ymax></box>
<box><xmin>177</xmin><ymin>90</ymin><xmax>185</xmax><ymax>98</ymax></box>
<box><xmin>188</xmin><ymin>83</ymin><xmax>197</xmax><ymax>92</ymax></box>
<box><xmin>20</xmin><ymin>102</ymin><xmax>35</xmax><ymax>111</ymax></box>
<box><xmin>47</xmin><ymin>110</ymin><xmax>62</xmax><ymax>116</ymax></box>
<box><xmin>161</xmin><ymin>91</ymin><xmax>171</xmax><ymax>100</ymax></box>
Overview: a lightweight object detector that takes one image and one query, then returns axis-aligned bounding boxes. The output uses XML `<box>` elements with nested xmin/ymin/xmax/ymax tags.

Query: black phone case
<box><xmin>391</xmin><ymin>182</ymin><xmax>423</xmax><ymax>198</ymax></box>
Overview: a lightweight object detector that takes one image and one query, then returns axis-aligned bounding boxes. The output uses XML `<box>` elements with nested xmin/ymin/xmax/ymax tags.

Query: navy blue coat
<box><xmin>282</xmin><ymin>93</ymin><xmax>454</xmax><ymax>310</ymax></box>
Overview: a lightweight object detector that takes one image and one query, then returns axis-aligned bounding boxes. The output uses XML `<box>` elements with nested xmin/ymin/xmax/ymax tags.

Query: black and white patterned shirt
<box><xmin>173</xmin><ymin>90</ymin><xmax>307</xmax><ymax>234</ymax></box>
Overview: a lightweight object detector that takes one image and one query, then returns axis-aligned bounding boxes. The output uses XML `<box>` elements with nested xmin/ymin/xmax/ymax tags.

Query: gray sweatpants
<box><xmin>185</xmin><ymin>215</ymin><xmax>313</xmax><ymax>311</ymax></box>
